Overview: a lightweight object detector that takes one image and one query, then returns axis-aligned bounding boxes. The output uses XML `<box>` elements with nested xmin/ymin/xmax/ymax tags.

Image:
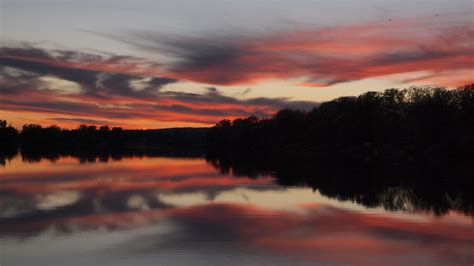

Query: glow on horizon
<box><xmin>1</xmin><ymin>0</ymin><xmax>473</xmax><ymax>128</ymax></box>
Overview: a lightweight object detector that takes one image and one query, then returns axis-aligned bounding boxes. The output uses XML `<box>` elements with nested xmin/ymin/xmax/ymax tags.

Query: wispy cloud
<box><xmin>0</xmin><ymin>46</ymin><xmax>316</xmax><ymax>128</ymax></box>
<box><xmin>50</xmin><ymin>117</ymin><xmax>111</xmax><ymax>125</ymax></box>
<box><xmin>108</xmin><ymin>14</ymin><xmax>473</xmax><ymax>87</ymax></box>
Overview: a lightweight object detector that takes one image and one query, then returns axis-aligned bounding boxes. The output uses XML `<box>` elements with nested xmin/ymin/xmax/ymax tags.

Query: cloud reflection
<box><xmin>0</xmin><ymin>155</ymin><xmax>473</xmax><ymax>265</ymax></box>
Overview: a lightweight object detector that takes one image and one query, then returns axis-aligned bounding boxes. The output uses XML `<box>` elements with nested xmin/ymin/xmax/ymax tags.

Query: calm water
<box><xmin>0</xmin><ymin>154</ymin><xmax>473</xmax><ymax>266</ymax></box>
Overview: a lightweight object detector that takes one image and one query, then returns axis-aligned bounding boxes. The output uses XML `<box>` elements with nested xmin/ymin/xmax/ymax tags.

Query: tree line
<box><xmin>206</xmin><ymin>85</ymin><xmax>474</xmax><ymax>167</ymax></box>
<box><xmin>2</xmin><ymin>84</ymin><xmax>473</xmax><ymax>168</ymax></box>
<box><xmin>0</xmin><ymin>122</ymin><xmax>207</xmax><ymax>152</ymax></box>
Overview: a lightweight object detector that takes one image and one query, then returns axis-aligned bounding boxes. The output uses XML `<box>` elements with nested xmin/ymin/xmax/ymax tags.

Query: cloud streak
<box><xmin>114</xmin><ymin>15</ymin><xmax>473</xmax><ymax>87</ymax></box>
<box><xmin>0</xmin><ymin>46</ymin><xmax>315</xmax><ymax>128</ymax></box>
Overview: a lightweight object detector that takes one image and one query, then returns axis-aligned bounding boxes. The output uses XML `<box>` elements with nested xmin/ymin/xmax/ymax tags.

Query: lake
<box><xmin>1</xmin><ymin>153</ymin><xmax>473</xmax><ymax>265</ymax></box>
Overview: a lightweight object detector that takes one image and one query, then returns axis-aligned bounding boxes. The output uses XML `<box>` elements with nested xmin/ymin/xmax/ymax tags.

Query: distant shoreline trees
<box><xmin>0</xmin><ymin>120</ymin><xmax>18</xmax><ymax>148</ymax></box>
<box><xmin>206</xmin><ymin>85</ymin><xmax>474</xmax><ymax>177</ymax></box>
<box><xmin>0</xmin><ymin>121</ymin><xmax>208</xmax><ymax>151</ymax></box>
<box><xmin>1</xmin><ymin>85</ymin><xmax>473</xmax><ymax>163</ymax></box>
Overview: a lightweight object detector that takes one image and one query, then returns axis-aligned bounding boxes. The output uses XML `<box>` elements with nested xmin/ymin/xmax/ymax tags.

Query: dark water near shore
<box><xmin>0</xmin><ymin>153</ymin><xmax>473</xmax><ymax>265</ymax></box>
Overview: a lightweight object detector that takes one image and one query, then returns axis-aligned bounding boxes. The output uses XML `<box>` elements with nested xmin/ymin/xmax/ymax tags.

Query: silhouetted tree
<box><xmin>0</xmin><ymin>120</ymin><xmax>19</xmax><ymax>148</ymax></box>
<box><xmin>206</xmin><ymin>85</ymin><xmax>474</xmax><ymax>180</ymax></box>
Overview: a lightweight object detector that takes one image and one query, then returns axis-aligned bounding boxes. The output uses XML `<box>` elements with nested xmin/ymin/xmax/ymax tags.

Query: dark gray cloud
<box><xmin>0</xmin><ymin>66</ymin><xmax>44</xmax><ymax>94</ymax></box>
<box><xmin>0</xmin><ymin>47</ymin><xmax>178</xmax><ymax>98</ymax></box>
<box><xmin>97</xmin><ymin>73</ymin><xmax>177</xmax><ymax>97</ymax></box>
<box><xmin>93</xmin><ymin>31</ymin><xmax>257</xmax><ymax>84</ymax></box>
<box><xmin>0</xmin><ymin>98</ymin><xmax>99</xmax><ymax>116</ymax></box>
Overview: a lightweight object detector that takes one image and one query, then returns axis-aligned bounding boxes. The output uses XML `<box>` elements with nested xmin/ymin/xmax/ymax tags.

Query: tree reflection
<box><xmin>0</xmin><ymin>146</ymin><xmax>17</xmax><ymax>166</ymax></box>
<box><xmin>1</xmin><ymin>148</ymin><xmax>472</xmax><ymax>216</ymax></box>
<box><xmin>205</xmin><ymin>153</ymin><xmax>473</xmax><ymax>216</ymax></box>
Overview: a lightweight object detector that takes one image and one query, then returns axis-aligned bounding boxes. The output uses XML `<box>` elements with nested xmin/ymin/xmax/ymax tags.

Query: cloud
<box><xmin>0</xmin><ymin>46</ymin><xmax>317</xmax><ymax>127</ymax></box>
<box><xmin>0</xmin><ymin>48</ymin><xmax>178</xmax><ymax>98</ymax></box>
<box><xmin>111</xmin><ymin>14</ymin><xmax>473</xmax><ymax>87</ymax></box>
<box><xmin>50</xmin><ymin>117</ymin><xmax>111</xmax><ymax>125</ymax></box>
<box><xmin>0</xmin><ymin>65</ymin><xmax>45</xmax><ymax>94</ymax></box>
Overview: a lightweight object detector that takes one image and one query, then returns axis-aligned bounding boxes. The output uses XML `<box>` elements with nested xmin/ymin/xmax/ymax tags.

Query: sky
<box><xmin>0</xmin><ymin>0</ymin><xmax>473</xmax><ymax>129</ymax></box>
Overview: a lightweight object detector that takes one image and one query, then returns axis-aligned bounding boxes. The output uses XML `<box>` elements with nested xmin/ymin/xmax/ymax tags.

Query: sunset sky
<box><xmin>1</xmin><ymin>0</ymin><xmax>473</xmax><ymax>129</ymax></box>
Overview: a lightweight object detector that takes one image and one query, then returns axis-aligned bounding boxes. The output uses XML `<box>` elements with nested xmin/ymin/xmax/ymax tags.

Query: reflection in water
<box><xmin>207</xmin><ymin>154</ymin><xmax>474</xmax><ymax>216</ymax></box>
<box><xmin>1</xmin><ymin>153</ymin><xmax>473</xmax><ymax>266</ymax></box>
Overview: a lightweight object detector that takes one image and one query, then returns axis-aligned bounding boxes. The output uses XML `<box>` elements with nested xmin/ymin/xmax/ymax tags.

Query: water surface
<box><xmin>1</xmin><ymin>154</ymin><xmax>473</xmax><ymax>265</ymax></box>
